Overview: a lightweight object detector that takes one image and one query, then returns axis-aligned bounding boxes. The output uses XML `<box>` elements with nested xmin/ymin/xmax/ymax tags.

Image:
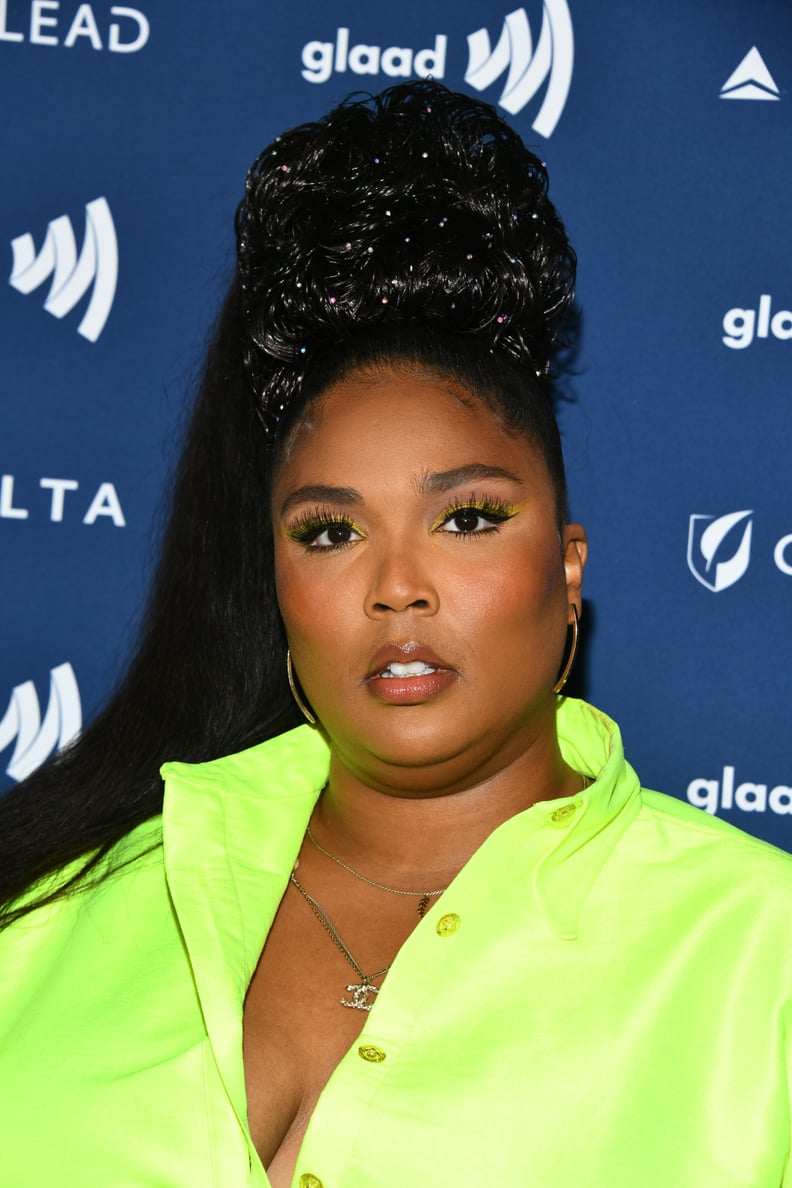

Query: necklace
<box><xmin>306</xmin><ymin>825</ymin><xmax>446</xmax><ymax>918</ymax></box>
<box><xmin>290</xmin><ymin>871</ymin><xmax>391</xmax><ymax>1011</ymax></box>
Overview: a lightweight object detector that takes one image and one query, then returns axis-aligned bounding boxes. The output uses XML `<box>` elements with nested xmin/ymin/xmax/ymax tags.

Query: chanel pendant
<box><xmin>340</xmin><ymin>982</ymin><xmax>380</xmax><ymax>1011</ymax></box>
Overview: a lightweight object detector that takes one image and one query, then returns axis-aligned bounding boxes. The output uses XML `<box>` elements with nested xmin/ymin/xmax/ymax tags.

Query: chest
<box><xmin>242</xmin><ymin>872</ymin><xmax>423</xmax><ymax>1184</ymax></box>
<box><xmin>238</xmin><ymin>859</ymin><xmax>791</xmax><ymax>1188</ymax></box>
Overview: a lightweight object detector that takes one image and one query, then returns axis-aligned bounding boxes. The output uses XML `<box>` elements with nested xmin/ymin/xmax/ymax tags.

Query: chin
<box><xmin>337</xmin><ymin>714</ymin><xmax>472</xmax><ymax>776</ymax></box>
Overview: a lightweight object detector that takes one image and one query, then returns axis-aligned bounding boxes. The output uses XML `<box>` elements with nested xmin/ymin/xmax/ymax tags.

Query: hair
<box><xmin>0</xmin><ymin>80</ymin><xmax>576</xmax><ymax>928</ymax></box>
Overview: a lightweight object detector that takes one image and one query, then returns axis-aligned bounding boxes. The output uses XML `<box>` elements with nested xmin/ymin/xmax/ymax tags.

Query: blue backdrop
<box><xmin>1</xmin><ymin>0</ymin><xmax>790</xmax><ymax>850</ymax></box>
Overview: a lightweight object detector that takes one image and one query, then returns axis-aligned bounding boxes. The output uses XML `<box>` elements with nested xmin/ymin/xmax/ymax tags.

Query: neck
<box><xmin>314</xmin><ymin>724</ymin><xmax>582</xmax><ymax>880</ymax></box>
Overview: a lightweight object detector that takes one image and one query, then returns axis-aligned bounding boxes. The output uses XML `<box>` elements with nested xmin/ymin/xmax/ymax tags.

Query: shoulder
<box><xmin>636</xmin><ymin>787</ymin><xmax>792</xmax><ymax>897</ymax></box>
<box><xmin>0</xmin><ymin>816</ymin><xmax>174</xmax><ymax>1033</ymax></box>
<box><xmin>160</xmin><ymin>723</ymin><xmax>330</xmax><ymax>797</ymax></box>
<box><xmin>0</xmin><ymin>816</ymin><xmax>165</xmax><ymax>945</ymax></box>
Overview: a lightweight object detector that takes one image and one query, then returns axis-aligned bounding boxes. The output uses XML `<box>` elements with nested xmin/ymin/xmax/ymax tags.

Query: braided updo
<box><xmin>235</xmin><ymin>79</ymin><xmax>576</xmax><ymax>449</ymax></box>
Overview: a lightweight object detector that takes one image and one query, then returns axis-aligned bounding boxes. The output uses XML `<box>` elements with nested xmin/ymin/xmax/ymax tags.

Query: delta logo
<box><xmin>300</xmin><ymin>2</ymin><xmax>574</xmax><ymax>138</ymax></box>
<box><xmin>719</xmin><ymin>47</ymin><xmax>780</xmax><ymax>102</ymax></box>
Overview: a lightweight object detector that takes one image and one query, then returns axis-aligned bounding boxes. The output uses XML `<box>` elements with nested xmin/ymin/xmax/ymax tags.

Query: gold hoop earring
<box><xmin>553</xmin><ymin>604</ymin><xmax>579</xmax><ymax>694</ymax></box>
<box><xmin>286</xmin><ymin>649</ymin><xmax>317</xmax><ymax>725</ymax></box>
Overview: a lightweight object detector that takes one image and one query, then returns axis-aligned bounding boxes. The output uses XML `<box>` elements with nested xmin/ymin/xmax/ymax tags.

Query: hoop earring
<box><xmin>286</xmin><ymin>649</ymin><xmax>317</xmax><ymax>725</ymax></box>
<box><xmin>553</xmin><ymin>604</ymin><xmax>579</xmax><ymax>694</ymax></box>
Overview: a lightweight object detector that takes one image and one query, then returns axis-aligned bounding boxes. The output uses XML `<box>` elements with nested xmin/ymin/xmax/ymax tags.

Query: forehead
<box><xmin>273</xmin><ymin>367</ymin><xmax>552</xmax><ymax>492</ymax></box>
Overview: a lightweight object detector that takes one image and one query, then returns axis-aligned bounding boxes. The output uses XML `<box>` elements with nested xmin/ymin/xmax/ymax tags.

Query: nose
<box><xmin>364</xmin><ymin>539</ymin><xmax>439</xmax><ymax>618</ymax></box>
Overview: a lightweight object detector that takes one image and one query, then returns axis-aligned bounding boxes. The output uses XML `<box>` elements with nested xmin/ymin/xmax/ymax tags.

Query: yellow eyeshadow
<box><xmin>428</xmin><ymin>498</ymin><xmax>522</xmax><ymax>533</ymax></box>
<box><xmin>284</xmin><ymin>510</ymin><xmax>365</xmax><ymax>545</ymax></box>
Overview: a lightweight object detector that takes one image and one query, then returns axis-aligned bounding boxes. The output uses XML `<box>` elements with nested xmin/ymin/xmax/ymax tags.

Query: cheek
<box><xmin>466</xmin><ymin>542</ymin><xmax>565</xmax><ymax>624</ymax></box>
<box><xmin>462</xmin><ymin>547</ymin><xmax>568</xmax><ymax>689</ymax></box>
<box><xmin>273</xmin><ymin>546</ymin><xmax>355</xmax><ymax>648</ymax></box>
<box><xmin>272</xmin><ymin>543</ymin><xmax>309</xmax><ymax>634</ymax></box>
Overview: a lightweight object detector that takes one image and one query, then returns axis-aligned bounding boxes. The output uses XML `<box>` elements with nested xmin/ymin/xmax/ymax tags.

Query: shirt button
<box><xmin>436</xmin><ymin>912</ymin><xmax>461</xmax><ymax>936</ymax></box>
<box><xmin>550</xmin><ymin>802</ymin><xmax>578</xmax><ymax>824</ymax></box>
<box><xmin>299</xmin><ymin>1176</ymin><xmax>323</xmax><ymax>1188</ymax></box>
<box><xmin>358</xmin><ymin>1044</ymin><xmax>386</xmax><ymax>1063</ymax></box>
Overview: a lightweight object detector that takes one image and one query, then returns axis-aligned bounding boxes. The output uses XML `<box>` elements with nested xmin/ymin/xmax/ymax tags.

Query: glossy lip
<box><xmin>364</xmin><ymin>641</ymin><xmax>459</xmax><ymax>706</ymax></box>
<box><xmin>365</xmin><ymin>641</ymin><xmax>454</xmax><ymax>680</ymax></box>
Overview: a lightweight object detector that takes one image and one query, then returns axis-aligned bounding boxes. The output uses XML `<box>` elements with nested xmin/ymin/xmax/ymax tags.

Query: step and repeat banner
<box><xmin>1</xmin><ymin>1</ymin><xmax>790</xmax><ymax>849</ymax></box>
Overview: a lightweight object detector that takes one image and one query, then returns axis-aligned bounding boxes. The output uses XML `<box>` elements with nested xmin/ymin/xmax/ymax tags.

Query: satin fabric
<box><xmin>0</xmin><ymin>699</ymin><xmax>790</xmax><ymax>1186</ymax></box>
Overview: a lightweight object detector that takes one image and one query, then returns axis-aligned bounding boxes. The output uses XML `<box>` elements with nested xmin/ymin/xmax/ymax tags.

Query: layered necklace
<box><xmin>289</xmin><ymin>827</ymin><xmax>449</xmax><ymax>1011</ymax></box>
<box><xmin>290</xmin><ymin>871</ymin><xmax>390</xmax><ymax>1011</ymax></box>
<box><xmin>306</xmin><ymin>825</ymin><xmax>446</xmax><ymax>918</ymax></box>
<box><xmin>291</xmin><ymin>773</ymin><xmax>593</xmax><ymax>1011</ymax></box>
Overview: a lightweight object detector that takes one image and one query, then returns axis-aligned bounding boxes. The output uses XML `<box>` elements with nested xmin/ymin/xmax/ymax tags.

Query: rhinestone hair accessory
<box><xmin>235</xmin><ymin>80</ymin><xmax>576</xmax><ymax>439</ymax></box>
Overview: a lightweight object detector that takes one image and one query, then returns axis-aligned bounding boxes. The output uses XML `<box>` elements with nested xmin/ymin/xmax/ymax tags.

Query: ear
<box><xmin>561</xmin><ymin>523</ymin><xmax>588</xmax><ymax>618</ymax></box>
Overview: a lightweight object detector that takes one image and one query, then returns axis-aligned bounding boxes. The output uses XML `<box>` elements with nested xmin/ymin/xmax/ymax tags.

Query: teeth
<box><xmin>381</xmin><ymin>661</ymin><xmax>438</xmax><ymax>678</ymax></box>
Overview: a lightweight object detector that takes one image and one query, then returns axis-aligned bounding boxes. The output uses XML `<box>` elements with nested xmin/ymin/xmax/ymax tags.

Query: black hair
<box><xmin>0</xmin><ymin>80</ymin><xmax>576</xmax><ymax>928</ymax></box>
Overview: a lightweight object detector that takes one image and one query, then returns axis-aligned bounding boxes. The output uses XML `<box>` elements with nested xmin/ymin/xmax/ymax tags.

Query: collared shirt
<box><xmin>1</xmin><ymin>698</ymin><xmax>791</xmax><ymax>1186</ymax></box>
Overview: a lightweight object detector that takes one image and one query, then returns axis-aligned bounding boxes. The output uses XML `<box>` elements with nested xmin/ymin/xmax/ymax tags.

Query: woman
<box><xmin>1</xmin><ymin>82</ymin><xmax>790</xmax><ymax>1188</ymax></box>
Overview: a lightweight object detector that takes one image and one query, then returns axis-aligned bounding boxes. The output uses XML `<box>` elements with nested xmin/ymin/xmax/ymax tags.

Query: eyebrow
<box><xmin>417</xmin><ymin>464</ymin><xmax>523</xmax><ymax>494</ymax></box>
<box><xmin>279</xmin><ymin>484</ymin><xmax>363</xmax><ymax>516</ymax></box>
<box><xmin>279</xmin><ymin>464</ymin><xmax>523</xmax><ymax>517</ymax></box>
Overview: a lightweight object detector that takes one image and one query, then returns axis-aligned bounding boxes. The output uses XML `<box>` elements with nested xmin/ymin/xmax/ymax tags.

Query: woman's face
<box><xmin>271</xmin><ymin>365</ymin><xmax>587</xmax><ymax>795</ymax></box>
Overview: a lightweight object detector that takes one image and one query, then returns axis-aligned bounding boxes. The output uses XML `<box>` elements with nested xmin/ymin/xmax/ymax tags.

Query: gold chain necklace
<box><xmin>293</xmin><ymin>774</ymin><xmax>593</xmax><ymax>1010</ymax></box>
<box><xmin>306</xmin><ymin>825</ymin><xmax>446</xmax><ymax>917</ymax></box>
<box><xmin>290</xmin><ymin>871</ymin><xmax>390</xmax><ymax>1011</ymax></box>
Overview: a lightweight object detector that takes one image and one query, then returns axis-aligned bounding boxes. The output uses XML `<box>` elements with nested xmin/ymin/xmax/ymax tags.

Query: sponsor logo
<box><xmin>8</xmin><ymin>196</ymin><xmax>118</xmax><ymax>342</ymax></box>
<box><xmin>0</xmin><ymin>662</ymin><xmax>81</xmax><ymax>783</ymax></box>
<box><xmin>465</xmin><ymin>1</ymin><xmax>573</xmax><ymax>133</ymax></box>
<box><xmin>300</xmin><ymin>3</ymin><xmax>574</xmax><ymax>135</ymax></box>
<box><xmin>301</xmin><ymin>29</ymin><xmax>447</xmax><ymax>87</ymax></box>
<box><xmin>0</xmin><ymin>2</ymin><xmax>149</xmax><ymax>52</ymax></box>
<box><xmin>687</xmin><ymin>510</ymin><xmax>753</xmax><ymax>592</ymax></box>
<box><xmin>775</xmin><ymin>534</ymin><xmax>792</xmax><ymax>576</ymax></box>
<box><xmin>0</xmin><ymin>474</ymin><xmax>126</xmax><ymax>525</ymax></box>
<box><xmin>688</xmin><ymin>766</ymin><xmax>791</xmax><ymax>817</ymax></box>
<box><xmin>719</xmin><ymin>47</ymin><xmax>780</xmax><ymax>101</ymax></box>
<box><xmin>687</xmin><ymin>511</ymin><xmax>792</xmax><ymax>589</ymax></box>
<box><xmin>722</xmin><ymin>295</ymin><xmax>792</xmax><ymax>349</ymax></box>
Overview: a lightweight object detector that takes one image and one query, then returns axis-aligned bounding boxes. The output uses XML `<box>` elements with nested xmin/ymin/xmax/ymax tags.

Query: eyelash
<box><xmin>286</xmin><ymin>498</ymin><xmax>517</xmax><ymax>551</ymax></box>
<box><xmin>287</xmin><ymin>510</ymin><xmax>362</xmax><ymax>550</ymax></box>
<box><xmin>431</xmin><ymin>499</ymin><xmax>517</xmax><ymax>537</ymax></box>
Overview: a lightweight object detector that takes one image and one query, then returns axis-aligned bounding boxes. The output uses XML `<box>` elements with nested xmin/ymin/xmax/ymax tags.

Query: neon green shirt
<box><xmin>1</xmin><ymin>699</ymin><xmax>791</xmax><ymax>1186</ymax></box>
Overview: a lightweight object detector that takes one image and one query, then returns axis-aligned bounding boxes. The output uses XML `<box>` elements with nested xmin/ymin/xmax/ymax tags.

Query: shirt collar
<box><xmin>161</xmin><ymin>697</ymin><xmax>641</xmax><ymax>949</ymax></box>
<box><xmin>530</xmin><ymin>697</ymin><xmax>643</xmax><ymax>938</ymax></box>
<box><xmin>159</xmin><ymin>700</ymin><xmax>641</xmax><ymax>1121</ymax></box>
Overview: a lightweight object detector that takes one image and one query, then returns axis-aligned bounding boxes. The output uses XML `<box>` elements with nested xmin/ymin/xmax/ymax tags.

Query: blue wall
<box><xmin>1</xmin><ymin>0</ymin><xmax>790</xmax><ymax>849</ymax></box>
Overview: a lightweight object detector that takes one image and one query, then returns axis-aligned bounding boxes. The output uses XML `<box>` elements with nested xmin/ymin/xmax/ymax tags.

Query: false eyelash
<box><xmin>433</xmin><ymin>497</ymin><xmax>519</xmax><ymax>532</ymax></box>
<box><xmin>286</xmin><ymin>508</ymin><xmax>360</xmax><ymax>545</ymax></box>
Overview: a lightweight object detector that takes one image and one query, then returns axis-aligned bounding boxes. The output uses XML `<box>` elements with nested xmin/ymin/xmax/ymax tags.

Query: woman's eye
<box><xmin>438</xmin><ymin>507</ymin><xmax>509</xmax><ymax>535</ymax></box>
<box><xmin>304</xmin><ymin>521</ymin><xmax>363</xmax><ymax>548</ymax></box>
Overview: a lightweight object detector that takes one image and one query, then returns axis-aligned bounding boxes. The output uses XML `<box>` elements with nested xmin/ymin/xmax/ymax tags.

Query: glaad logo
<box><xmin>464</xmin><ymin>1</ymin><xmax>574</xmax><ymax>133</ymax></box>
<box><xmin>719</xmin><ymin>47</ymin><xmax>780</xmax><ymax>101</ymax></box>
<box><xmin>300</xmin><ymin>4</ymin><xmax>574</xmax><ymax>136</ymax></box>
<box><xmin>688</xmin><ymin>766</ymin><xmax>791</xmax><ymax>817</ymax></box>
<box><xmin>0</xmin><ymin>662</ymin><xmax>81</xmax><ymax>783</ymax></box>
<box><xmin>687</xmin><ymin>510</ymin><xmax>753</xmax><ymax>592</ymax></box>
<box><xmin>301</xmin><ymin>28</ymin><xmax>446</xmax><ymax>87</ymax></box>
<box><xmin>722</xmin><ymin>295</ymin><xmax>792</xmax><ymax>349</ymax></box>
<box><xmin>8</xmin><ymin>196</ymin><xmax>118</xmax><ymax>342</ymax></box>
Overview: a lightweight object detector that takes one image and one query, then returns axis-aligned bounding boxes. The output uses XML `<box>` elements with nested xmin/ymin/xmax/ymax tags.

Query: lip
<box><xmin>364</xmin><ymin>641</ymin><xmax>458</xmax><ymax>706</ymax></box>
<box><xmin>365</xmin><ymin>641</ymin><xmax>453</xmax><ymax>680</ymax></box>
